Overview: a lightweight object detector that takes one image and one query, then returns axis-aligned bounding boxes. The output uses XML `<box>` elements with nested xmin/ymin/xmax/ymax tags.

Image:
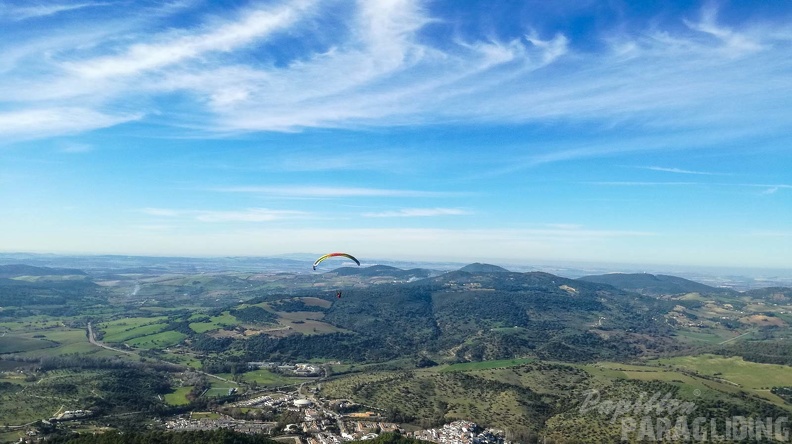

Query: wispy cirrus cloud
<box><xmin>683</xmin><ymin>5</ymin><xmax>763</xmax><ymax>55</ymax></box>
<box><xmin>211</xmin><ymin>186</ymin><xmax>467</xmax><ymax>198</ymax></box>
<box><xmin>194</xmin><ymin>208</ymin><xmax>308</xmax><ymax>222</ymax></box>
<box><xmin>58</xmin><ymin>142</ymin><xmax>94</xmax><ymax>153</ymax></box>
<box><xmin>140</xmin><ymin>207</ymin><xmax>308</xmax><ymax>222</ymax></box>
<box><xmin>0</xmin><ymin>108</ymin><xmax>141</xmax><ymax>141</ymax></box>
<box><xmin>641</xmin><ymin>166</ymin><xmax>724</xmax><ymax>176</ymax></box>
<box><xmin>0</xmin><ymin>0</ymin><xmax>576</xmax><ymax>137</ymax></box>
<box><xmin>587</xmin><ymin>181</ymin><xmax>700</xmax><ymax>187</ymax></box>
<box><xmin>761</xmin><ymin>187</ymin><xmax>779</xmax><ymax>195</ymax></box>
<box><xmin>0</xmin><ymin>1</ymin><xmax>790</xmax><ymax>145</ymax></box>
<box><xmin>741</xmin><ymin>183</ymin><xmax>792</xmax><ymax>195</ymax></box>
<box><xmin>63</xmin><ymin>1</ymin><xmax>315</xmax><ymax>79</ymax></box>
<box><xmin>140</xmin><ymin>208</ymin><xmax>181</xmax><ymax>217</ymax></box>
<box><xmin>362</xmin><ymin>208</ymin><xmax>471</xmax><ymax>218</ymax></box>
<box><xmin>273</xmin><ymin>151</ymin><xmax>415</xmax><ymax>173</ymax></box>
<box><xmin>2</xmin><ymin>2</ymin><xmax>109</xmax><ymax>21</ymax></box>
<box><xmin>587</xmin><ymin>181</ymin><xmax>792</xmax><ymax>196</ymax></box>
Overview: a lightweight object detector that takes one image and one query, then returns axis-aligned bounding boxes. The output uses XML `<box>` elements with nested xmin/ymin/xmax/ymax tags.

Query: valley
<box><xmin>0</xmin><ymin>260</ymin><xmax>791</xmax><ymax>443</ymax></box>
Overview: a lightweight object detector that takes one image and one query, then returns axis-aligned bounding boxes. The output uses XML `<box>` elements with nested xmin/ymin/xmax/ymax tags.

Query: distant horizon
<box><xmin>2</xmin><ymin>250</ymin><xmax>792</xmax><ymax>281</ymax></box>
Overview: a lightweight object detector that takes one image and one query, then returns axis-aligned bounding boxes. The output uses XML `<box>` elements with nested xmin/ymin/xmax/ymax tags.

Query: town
<box><xmin>162</xmin><ymin>379</ymin><xmax>511</xmax><ymax>444</ymax></box>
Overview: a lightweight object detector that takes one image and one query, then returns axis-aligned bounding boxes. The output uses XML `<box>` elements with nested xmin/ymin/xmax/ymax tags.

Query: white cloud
<box><xmin>194</xmin><ymin>208</ymin><xmax>307</xmax><ymax>222</ymax></box>
<box><xmin>140</xmin><ymin>207</ymin><xmax>308</xmax><ymax>222</ymax></box>
<box><xmin>58</xmin><ymin>142</ymin><xmax>94</xmax><ymax>153</ymax></box>
<box><xmin>0</xmin><ymin>1</ymin><xmax>789</xmax><ymax>141</ymax></box>
<box><xmin>587</xmin><ymin>181</ymin><xmax>700</xmax><ymax>187</ymax></box>
<box><xmin>273</xmin><ymin>151</ymin><xmax>414</xmax><ymax>173</ymax></box>
<box><xmin>3</xmin><ymin>2</ymin><xmax>108</xmax><ymax>21</ymax></box>
<box><xmin>741</xmin><ymin>183</ymin><xmax>792</xmax><ymax>195</ymax></box>
<box><xmin>140</xmin><ymin>208</ymin><xmax>181</xmax><ymax>217</ymax></box>
<box><xmin>524</xmin><ymin>32</ymin><xmax>569</xmax><ymax>64</ymax></box>
<box><xmin>643</xmin><ymin>166</ymin><xmax>722</xmax><ymax>176</ymax></box>
<box><xmin>363</xmin><ymin>208</ymin><xmax>471</xmax><ymax>217</ymax></box>
<box><xmin>0</xmin><ymin>108</ymin><xmax>141</xmax><ymax>140</ymax></box>
<box><xmin>212</xmin><ymin>186</ymin><xmax>467</xmax><ymax>198</ymax></box>
<box><xmin>683</xmin><ymin>5</ymin><xmax>763</xmax><ymax>55</ymax></box>
<box><xmin>761</xmin><ymin>187</ymin><xmax>779</xmax><ymax>195</ymax></box>
<box><xmin>63</xmin><ymin>1</ymin><xmax>315</xmax><ymax>79</ymax></box>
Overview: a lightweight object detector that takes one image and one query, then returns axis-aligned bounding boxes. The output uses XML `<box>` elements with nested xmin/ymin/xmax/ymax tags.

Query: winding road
<box><xmin>86</xmin><ymin>322</ymin><xmax>237</xmax><ymax>385</ymax></box>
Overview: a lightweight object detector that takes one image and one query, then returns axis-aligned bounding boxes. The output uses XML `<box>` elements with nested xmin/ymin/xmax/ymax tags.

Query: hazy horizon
<box><xmin>3</xmin><ymin>251</ymin><xmax>792</xmax><ymax>286</ymax></box>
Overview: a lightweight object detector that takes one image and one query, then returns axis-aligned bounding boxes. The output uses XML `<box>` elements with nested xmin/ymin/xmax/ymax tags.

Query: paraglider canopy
<box><xmin>313</xmin><ymin>252</ymin><xmax>360</xmax><ymax>270</ymax></box>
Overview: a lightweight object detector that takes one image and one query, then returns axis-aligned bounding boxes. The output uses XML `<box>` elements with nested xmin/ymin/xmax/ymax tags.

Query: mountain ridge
<box><xmin>458</xmin><ymin>263</ymin><xmax>510</xmax><ymax>273</ymax></box>
<box><xmin>0</xmin><ymin>264</ymin><xmax>88</xmax><ymax>278</ymax></box>
<box><xmin>577</xmin><ymin>272</ymin><xmax>735</xmax><ymax>296</ymax></box>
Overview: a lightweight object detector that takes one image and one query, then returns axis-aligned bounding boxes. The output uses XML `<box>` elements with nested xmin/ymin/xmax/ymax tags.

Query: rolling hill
<box><xmin>0</xmin><ymin>264</ymin><xmax>88</xmax><ymax>278</ymax></box>
<box><xmin>457</xmin><ymin>263</ymin><xmax>510</xmax><ymax>273</ymax></box>
<box><xmin>577</xmin><ymin>272</ymin><xmax>733</xmax><ymax>296</ymax></box>
<box><xmin>328</xmin><ymin>265</ymin><xmax>432</xmax><ymax>280</ymax></box>
<box><xmin>236</xmin><ymin>270</ymin><xmax>676</xmax><ymax>364</ymax></box>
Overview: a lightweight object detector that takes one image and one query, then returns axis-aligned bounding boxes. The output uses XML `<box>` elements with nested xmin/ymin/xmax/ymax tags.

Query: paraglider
<box><xmin>336</xmin><ymin>290</ymin><xmax>342</xmax><ymax>299</ymax></box>
<box><xmin>312</xmin><ymin>252</ymin><xmax>360</xmax><ymax>270</ymax></box>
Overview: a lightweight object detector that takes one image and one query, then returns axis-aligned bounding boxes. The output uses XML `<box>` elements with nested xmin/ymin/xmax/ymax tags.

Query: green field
<box><xmin>653</xmin><ymin>354</ymin><xmax>792</xmax><ymax>389</ymax></box>
<box><xmin>0</xmin><ymin>319</ymin><xmax>63</xmax><ymax>332</ymax></box>
<box><xmin>581</xmin><ymin>361</ymin><xmax>744</xmax><ymax>400</ymax></box>
<box><xmin>0</xmin><ymin>335</ymin><xmax>57</xmax><ymax>353</ymax></box>
<box><xmin>160</xmin><ymin>352</ymin><xmax>203</xmax><ymax>369</ymax></box>
<box><xmin>6</xmin><ymin>327</ymin><xmax>129</xmax><ymax>360</ymax></box>
<box><xmin>673</xmin><ymin>329</ymin><xmax>730</xmax><ymax>344</ymax></box>
<box><xmin>240</xmin><ymin>369</ymin><xmax>301</xmax><ymax>386</ymax></box>
<box><xmin>99</xmin><ymin>317</ymin><xmax>167</xmax><ymax>332</ymax></box>
<box><xmin>580</xmin><ymin>356</ymin><xmax>792</xmax><ymax>409</ymax></box>
<box><xmin>204</xmin><ymin>379</ymin><xmax>238</xmax><ymax>398</ymax></box>
<box><xmin>102</xmin><ymin>323</ymin><xmax>168</xmax><ymax>343</ymax></box>
<box><xmin>164</xmin><ymin>386</ymin><xmax>193</xmax><ymax>405</ymax></box>
<box><xmin>189</xmin><ymin>312</ymin><xmax>239</xmax><ymax>333</ymax></box>
<box><xmin>277</xmin><ymin>318</ymin><xmax>346</xmax><ymax>335</ymax></box>
<box><xmin>440</xmin><ymin>358</ymin><xmax>535</xmax><ymax>372</ymax></box>
<box><xmin>126</xmin><ymin>330</ymin><xmax>187</xmax><ymax>349</ymax></box>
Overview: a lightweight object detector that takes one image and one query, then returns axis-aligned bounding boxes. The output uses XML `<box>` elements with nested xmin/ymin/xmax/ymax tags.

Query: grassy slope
<box><xmin>322</xmin><ymin>355</ymin><xmax>792</xmax><ymax>443</ymax></box>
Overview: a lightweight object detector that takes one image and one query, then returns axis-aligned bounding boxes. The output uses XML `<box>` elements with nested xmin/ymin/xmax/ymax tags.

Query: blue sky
<box><xmin>0</xmin><ymin>0</ymin><xmax>791</xmax><ymax>269</ymax></box>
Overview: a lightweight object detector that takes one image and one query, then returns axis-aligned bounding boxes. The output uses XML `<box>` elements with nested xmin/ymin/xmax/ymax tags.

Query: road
<box><xmin>719</xmin><ymin>329</ymin><xmax>754</xmax><ymax>345</ymax></box>
<box><xmin>86</xmin><ymin>322</ymin><xmax>237</xmax><ymax>385</ymax></box>
<box><xmin>295</xmin><ymin>367</ymin><xmax>350</xmax><ymax>434</ymax></box>
<box><xmin>87</xmin><ymin>322</ymin><xmax>135</xmax><ymax>355</ymax></box>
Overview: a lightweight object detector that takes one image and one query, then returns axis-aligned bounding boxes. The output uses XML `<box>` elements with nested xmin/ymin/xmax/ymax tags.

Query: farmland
<box><xmin>440</xmin><ymin>358</ymin><xmax>536</xmax><ymax>372</ymax></box>
<box><xmin>1</xmin><ymin>260</ymin><xmax>792</xmax><ymax>442</ymax></box>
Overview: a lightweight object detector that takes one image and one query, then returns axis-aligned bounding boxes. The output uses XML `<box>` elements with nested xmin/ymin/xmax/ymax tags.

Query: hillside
<box><xmin>0</xmin><ymin>264</ymin><xmax>88</xmax><ymax>278</ymax></box>
<box><xmin>320</xmin><ymin>359</ymin><xmax>792</xmax><ymax>443</ymax></box>
<box><xmin>234</xmin><ymin>270</ymin><xmax>676</xmax><ymax>364</ymax></box>
<box><xmin>1</xmin><ymin>262</ymin><xmax>790</xmax><ymax>440</ymax></box>
<box><xmin>329</xmin><ymin>265</ymin><xmax>431</xmax><ymax>280</ymax></box>
<box><xmin>0</xmin><ymin>277</ymin><xmax>104</xmax><ymax>317</ymax></box>
<box><xmin>577</xmin><ymin>272</ymin><xmax>732</xmax><ymax>296</ymax></box>
<box><xmin>744</xmin><ymin>286</ymin><xmax>792</xmax><ymax>301</ymax></box>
